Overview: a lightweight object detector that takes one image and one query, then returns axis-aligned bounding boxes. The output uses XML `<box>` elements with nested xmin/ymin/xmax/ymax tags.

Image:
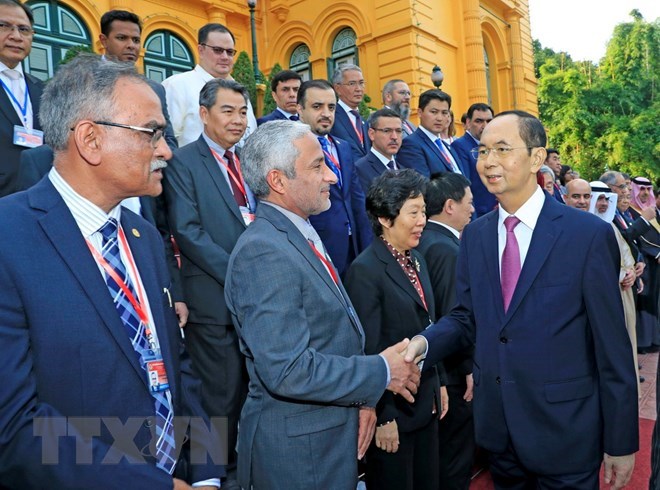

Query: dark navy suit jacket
<box><xmin>420</xmin><ymin>195</ymin><xmax>638</xmax><ymax>474</ymax></box>
<box><xmin>257</xmin><ymin>108</ymin><xmax>290</xmax><ymax>126</ymax></box>
<box><xmin>397</xmin><ymin>128</ymin><xmax>466</xmax><ymax>177</ymax></box>
<box><xmin>354</xmin><ymin>150</ymin><xmax>390</xmax><ymax>194</ymax></box>
<box><xmin>452</xmin><ymin>133</ymin><xmax>497</xmax><ymax>217</ymax></box>
<box><xmin>309</xmin><ymin>135</ymin><xmax>372</xmax><ymax>276</ymax></box>
<box><xmin>330</xmin><ymin>105</ymin><xmax>370</xmax><ymax>160</ymax></box>
<box><xmin>0</xmin><ymin>178</ymin><xmax>223</xmax><ymax>486</ymax></box>
<box><xmin>0</xmin><ymin>72</ymin><xmax>43</xmax><ymax>198</ymax></box>
<box><xmin>16</xmin><ymin>144</ymin><xmax>184</xmax><ymax>303</ymax></box>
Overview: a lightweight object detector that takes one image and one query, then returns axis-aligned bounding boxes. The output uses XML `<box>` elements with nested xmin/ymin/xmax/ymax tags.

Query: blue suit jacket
<box><xmin>256</xmin><ymin>108</ymin><xmax>289</xmax><ymax>126</ymax></box>
<box><xmin>420</xmin><ymin>196</ymin><xmax>638</xmax><ymax>474</ymax></box>
<box><xmin>354</xmin><ymin>150</ymin><xmax>390</xmax><ymax>194</ymax></box>
<box><xmin>309</xmin><ymin>135</ymin><xmax>373</xmax><ymax>276</ymax></box>
<box><xmin>0</xmin><ymin>178</ymin><xmax>223</xmax><ymax>486</ymax></box>
<box><xmin>451</xmin><ymin>133</ymin><xmax>497</xmax><ymax>217</ymax></box>
<box><xmin>397</xmin><ymin>128</ymin><xmax>465</xmax><ymax>177</ymax></box>
<box><xmin>330</xmin><ymin>105</ymin><xmax>370</xmax><ymax>160</ymax></box>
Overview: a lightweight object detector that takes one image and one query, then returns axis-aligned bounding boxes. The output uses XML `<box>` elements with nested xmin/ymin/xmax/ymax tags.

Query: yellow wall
<box><xmin>45</xmin><ymin>0</ymin><xmax>538</xmax><ymax>119</ymax></box>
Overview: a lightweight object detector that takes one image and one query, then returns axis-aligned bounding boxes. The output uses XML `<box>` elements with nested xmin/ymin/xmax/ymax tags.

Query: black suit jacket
<box><xmin>354</xmin><ymin>151</ymin><xmax>390</xmax><ymax>194</ymax></box>
<box><xmin>0</xmin><ymin>72</ymin><xmax>43</xmax><ymax>197</ymax></box>
<box><xmin>163</xmin><ymin>136</ymin><xmax>250</xmax><ymax>325</ymax></box>
<box><xmin>15</xmin><ymin>144</ymin><xmax>184</xmax><ymax>302</ymax></box>
<box><xmin>330</xmin><ymin>105</ymin><xmax>370</xmax><ymax>160</ymax></box>
<box><xmin>344</xmin><ymin>238</ymin><xmax>440</xmax><ymax>432</ymax></box>
<box><xmin>416</xmin><ymin>221</ymin><xmax>473</xmax><ymax>384</ymax></box>
<box><xmin>256</xmin><ymin>108</ymin><xmax>288</xmax><ymax>126</ymax></box>
<box><xmin>613</xmin><ymin>209</ymin><xmax>650</xmax><ymax>262</ymax></box>
<box><xmin>147</xmin><ymin>79</ymin><xmax>178</xmax><ymax>150</ymax></box>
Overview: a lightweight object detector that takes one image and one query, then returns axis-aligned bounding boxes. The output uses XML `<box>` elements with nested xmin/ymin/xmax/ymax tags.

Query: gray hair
<box><xmin>241</xmin><ymin>120</ymin><xmax>311</xmax><ymax>198</ymax></box>
<box><xmin>539</xmin><ymin>165</ymin><xmax>555</xmax><ymax>181</ymax></box>
<box><xmin>599</xmin><ymin>170</ymin><xmax>622</xmax><ymax>186</ymax></box>
<box><xmin>382</xmin><ymin>79</ymin><xmax>405</xmax><ymax>103</ymax></box>
<box><xmin>332</xmin><ymin>63</ymin><xmax>362</xmax><ymax>85</ymax></box>
<box><xmin>41</xmin><ymin>53</ymin><xmax>144</xmax><ymax>150</ymax></box>
<box><xmin>199</xmin><ymin>78</ymin><xmax>248</xmax><ymax>109</ymax></box>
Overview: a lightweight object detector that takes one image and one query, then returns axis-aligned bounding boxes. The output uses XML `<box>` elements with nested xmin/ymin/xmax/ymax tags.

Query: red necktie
<box><xmin>224</xmin><ymin>150</ymin><xmax>247</xmax><ymax>207</ymax></box>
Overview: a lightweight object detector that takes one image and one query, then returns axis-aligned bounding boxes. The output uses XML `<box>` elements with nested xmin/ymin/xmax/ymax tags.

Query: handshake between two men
<box><xmin>379</xmin><ymin>337</ymin><xmax>429</xmax><ymax>403</ymax></box>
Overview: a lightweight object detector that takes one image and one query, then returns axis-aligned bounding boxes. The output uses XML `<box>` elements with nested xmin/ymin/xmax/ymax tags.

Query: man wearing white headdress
<box><xmin>590</xmin><ymin>181</ymin><xmax>639</xmax><ymax>395</ymax></box>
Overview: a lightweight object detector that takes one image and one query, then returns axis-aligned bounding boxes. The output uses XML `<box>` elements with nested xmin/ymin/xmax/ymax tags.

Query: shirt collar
<box><xmin>498</xmin><ymin>185</ymin><xmax>545</xmax><ymax>232</ymax></box>
<box><xmin>276</xmin><ymin>107</ymin><xmax>297</xmax><ymax>118</ymax></box>
<box><xmin>194</xmin><ymin>64</ymin><xmax>217</xmax><ymax>82</ymax></box>
<box><xmin>48</xmin><ymin>167</ymin><xmax>121</xmax><ymax>239</ymax></box>
<box><xmin>0</xmin><ymin>60</ymin><xmax>24</xmax><ymax>77</ymax></box>
<box><xmin>261</xmin><ymin>201</ymin><xmax>317</xmax><ymax>241</ymax></box>
<box><xmin>370</xmin><ymin>147</ymin><xmax>393</xmax><ymax>166</ymax></box>
<box><xmin>419</xmin><ymin>125</ymin><xmax>439</xmax><ymax>141</ymax></box>
<box><xmin>338</xmin><ymin>99</ymin><xmax>357</xmax><ymax>115</ymax></box>
<box><xmin>202</xmin><ymin>131</ymin><xmax>233</xmax><ymax>155</ymax></box>
<box><xmin>466</xmin><ymin>131</ymin><xmax>479</xmax><ymax>144</ymax></box>
<box><xmin>428</xmin><ymin>219</ymin><xmax>460</xmax><ymax>239</ymax></box>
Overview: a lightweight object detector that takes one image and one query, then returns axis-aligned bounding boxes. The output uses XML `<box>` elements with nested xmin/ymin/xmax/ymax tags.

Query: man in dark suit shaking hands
<box><xmin>406</xmin><ymin>111</ymin><xmax>638</xmax><ymax>489</ymax></box>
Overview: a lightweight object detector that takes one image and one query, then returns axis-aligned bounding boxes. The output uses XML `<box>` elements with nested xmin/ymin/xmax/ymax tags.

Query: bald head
<box><xmin>564</xmin><ymin>179</ymin><xmax>591</xmax><ymax>211</ymax></box>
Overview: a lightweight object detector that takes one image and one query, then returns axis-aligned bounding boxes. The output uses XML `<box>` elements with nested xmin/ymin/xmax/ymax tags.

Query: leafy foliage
<box><xmin>536</xmin><ymin>12</ymin><xmax>659</xmax><ymax>182</ymax></box>
<box><xmin>231</xmin><ymin>51</ymin><xmax>257</xmax><ymax>114</ymax></box>
<box><xmin>60</xmin><ymin>45</ymin><xmax>94</xmax><ymax>66</ymax></box>
<box><xmin>262</xmin><ymin>62</ymin><xmax>283</xmax><ymax>115</ymax></box>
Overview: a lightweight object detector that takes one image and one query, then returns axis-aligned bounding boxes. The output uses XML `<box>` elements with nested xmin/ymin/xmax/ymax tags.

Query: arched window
<box><xmin>289</xmin><ymin>43</ymin><xmax>311</xmax><ymax>81</ymax></box>
<box><xmin>328</xmin><ymin>27</ymin><xmax>358</xmax><ymax>81</ymax></box>
<box><xmin>484</xmin><ymin>47</ymin><xmax>492</xmax><ymax>107</ymax></box>
<box><xmin>143</xmin><ymin>31</ymin><xmax>194</xmax><ymax>82</ymax></box>
<box><xmin>25</xmin><ymin>1</ymin><xmax>91</xmax><ymax>80</ymax></box>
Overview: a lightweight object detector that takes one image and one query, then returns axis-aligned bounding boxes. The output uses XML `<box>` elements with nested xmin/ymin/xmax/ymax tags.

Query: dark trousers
<box><xmin>185</xmin><ymin>322</ymin><xmax>248</xmax><ymax>475</ymax></box>
<box><xmin>365</xmin><ymin>415</ymin><xmax>439</xmax><ymax>490</ymax></box>
<box><xmin>438</xmin><ymin>384</ymin><xmax>475</xmax><ymax>490</ymax></box>
<box><xmin>650</xmin><ymin>355</ymin><xmax>660</xmax><ymax>489</ymax></box>
<box><xmin>488</xmin><ymin>441</ymin><xmax>599</xmax><ymax>490</ymax></box>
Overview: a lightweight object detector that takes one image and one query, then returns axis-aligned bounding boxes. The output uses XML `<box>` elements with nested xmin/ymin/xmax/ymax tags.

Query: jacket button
<box><xmin>144</xmin><ymin>417</ymin><xmax>154</xmax><ymax>428</ymax></box>
<box><xmin>496</xmin><ymin>376</ymin><xmax>501</xmax><ymax>384</ymax></box>
<box><xmin>500</xmin><ymin>337</ymin><xmax>508</xmax><ymax>344</ymax></box>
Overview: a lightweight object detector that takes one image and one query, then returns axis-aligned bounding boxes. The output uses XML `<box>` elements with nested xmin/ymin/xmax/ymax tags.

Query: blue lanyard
<box><xmin>0</xmin><ymin>76</ymin><xmax>30</xmax><ymax>125</ymax></box>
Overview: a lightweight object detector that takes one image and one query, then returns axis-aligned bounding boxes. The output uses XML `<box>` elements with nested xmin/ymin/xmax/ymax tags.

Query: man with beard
<box><xmin>451</xmin><ymin>103</ymin><xmax>494</xmax><ymax>217</ymax></box>
<box><xmin>382</xmin><ymin>79</ymin><xmax>416</xmax><ymax>136</ymax></box>
<box><xmin>297</xmin><ymin>79</ymin><xmax>372</xmax><ymax>276</ymax></box>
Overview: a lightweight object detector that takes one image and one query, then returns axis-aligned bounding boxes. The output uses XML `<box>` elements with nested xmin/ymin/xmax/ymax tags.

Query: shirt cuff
<box><xmin>411</xmin><ymin>334</ymin><xmax>429</xmax><ymax>370</ymax></box>
<box><xmin>193</xmin><ymin>479</ymin><xmax>221</xmax><ymax>488</ymax></box>
<box><xmin>378</xmin><ymin>354</ymin><xmax>391</xmax><ymax>389</ymax></box>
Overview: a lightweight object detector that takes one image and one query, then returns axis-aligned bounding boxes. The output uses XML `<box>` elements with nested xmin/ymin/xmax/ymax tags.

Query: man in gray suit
<box><xmin>225</xmin><ymin>120</ymin><xmax>421</xmax><ymax>490</ymax></box>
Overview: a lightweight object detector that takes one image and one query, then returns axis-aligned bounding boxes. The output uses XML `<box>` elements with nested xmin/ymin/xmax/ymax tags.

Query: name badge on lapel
<box><xmin>13</xmin><ymin>125</ymin><xmax>43</xmax><ymax>148</ymax></box>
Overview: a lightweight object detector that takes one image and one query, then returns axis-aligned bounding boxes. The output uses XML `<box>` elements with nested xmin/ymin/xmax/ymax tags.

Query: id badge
<box><xmin>13</xmin><ymin>125</ymin><xmax>44</xmax><ymax>148</ymax></box>
<box><xmin>146</xmin><ymin>358</ymin><xmax>170</xmax><ymax>392</ymax></box>
<box><xmin>240</xmin><ymin>206</ymin><xmax>255</xmax><ymax>226</ymax></box>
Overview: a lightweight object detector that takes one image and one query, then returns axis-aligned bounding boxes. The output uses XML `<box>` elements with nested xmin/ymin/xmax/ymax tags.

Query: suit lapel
<box><xmin>32</xmin><ymin>181</ymin><xmax>147</xmax><ymax>385</ymax></box>
<box><xmin>122</xmin><ymin>212</ymin><xmax>176</xmax><ymax>396</ymax></box>
<box><xmin>374</xmin><ymin>239</ymin><xmax>427</xmax><ymax>311</ymax></box>
<box><xmin>0</xmin><ymin>83</ymin><xmax>21</xmax><ymax>126</ymax></box>
<box><xmin>503</xmin><ymin>198</ymin><xmax>562</xmax><ymax>325</ymax></box>
<box><xmin>197</xmin><ymin>138</ymin><xmax>245</xmax><ymax>227</ymax></box>
<box><xmin>418</xmin><ymin>130</ymin><xmax>451</xmax><ymax>172</ymax></box>
<box><xmin>26</xmin><ymin>75</ymin><xmax>42</xmax><ymax>130</ymax></box>
<box><xmin>480</xmin><ymin>211</ymin><xmax>505</xmax><ymax>321</ymax></box>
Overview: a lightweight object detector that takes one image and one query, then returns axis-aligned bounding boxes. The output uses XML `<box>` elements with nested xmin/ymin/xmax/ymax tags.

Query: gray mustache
<box><xmin>151</xmin><ymin>160</ymin><xmax>168</xmax><ymax>171</ymax></box>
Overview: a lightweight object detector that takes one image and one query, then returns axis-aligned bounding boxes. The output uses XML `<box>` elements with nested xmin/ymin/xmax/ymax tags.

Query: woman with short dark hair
<box><xmin>344</xmin><ymin>169</ymin><xmax>444</xmax><ymax>490</ymax></box>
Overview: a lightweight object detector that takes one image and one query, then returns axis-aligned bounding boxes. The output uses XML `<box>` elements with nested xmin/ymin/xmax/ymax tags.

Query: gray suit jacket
<box><xmin>225</xmin><ymin>203</ymin><xmax>388</xmax><ymax>489</ymax></box>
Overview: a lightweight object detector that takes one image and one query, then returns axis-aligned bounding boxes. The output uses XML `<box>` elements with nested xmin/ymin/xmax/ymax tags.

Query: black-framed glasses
<box><xmin>94</xmin><ymin>121</ymin><xmax>164</xmax><ymax>148</ymax></box>
<box><xmin>372</xmin><ymin>128</ymin><xmax>403</xmax><ymax>136</ymax></box>
<box><xmin>470</xmin><ymin>146</ymin><xmax>534</xmax><ymax>160</ymax></box>
<box><xmin>200</xmin><ymin>43</ymin><xmax>237</xmax><ymax>57</ymax></box>
<box><xmin>0</xmin><ymin>21</ymin><xmax>34</xmax><ymax>37</ymax></box>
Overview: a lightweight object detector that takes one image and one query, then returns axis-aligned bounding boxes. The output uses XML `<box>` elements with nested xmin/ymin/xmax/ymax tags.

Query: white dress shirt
<box><xmin>0</xmin><ymin>61</ymin><xmax>34</xmax><ymax>129</ymax></box>
<box><xmin>497</xmin><ymin>185</ymin><xmax>545</xmax><ymax>278</ymax></box>
<box><xmin>428</xmin><ymin>219</ymin><xmax>460</xmax><ymax>239</ymax></box>
<box><xmin>163</xmin><ymin>64</ymin><xmax>257</xmax><ymax>147</ymax></box>
<box><xmin>370</xmin><ymin>147</ymin><xmax>397</xmax><ymax>169</ymax></box>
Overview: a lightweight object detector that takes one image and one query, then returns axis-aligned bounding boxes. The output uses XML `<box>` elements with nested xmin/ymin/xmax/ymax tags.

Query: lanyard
<box><xmin>86</xmin><ymin>226</ymin><xmax>151</xmax><ymax>329</ymax></box>
<box><xmin>321</xmin><ymin>140</ymin><xmax>343</xmax><ymax>188</ymax></box>
<box><xmin>436</xmin><ymin>140</ymin><xmax>458</xmax><ymax>171</ymax></box>
<box><xmin>0</xmin><ymin>77</ymin><xmax>29</xmax><ymax>126</ymax></box>
<box><xmin>308</xmin><ymin>241</ymin><xmax>339</xmax><ymax>285</ymax></box>
<box><xmin>410</xmin><ymin>268</ymin><xmax>428</xmax><ymax>311</ymax></box>
<box><xmin>349</xmin><ymin>114</ymin><xmax>364</xmax><ymax>145</ymax></box>
<box><xmin>210</xmin><ymin>149</ymin><xmax>250</xmax><ymax>208</ymax></box>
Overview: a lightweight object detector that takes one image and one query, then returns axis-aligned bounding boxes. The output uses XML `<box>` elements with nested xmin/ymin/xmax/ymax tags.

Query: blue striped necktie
<box><xmin>98</xmin><ymin>218</ymin><xmax>177</xmax><ymax>474</ymax></box>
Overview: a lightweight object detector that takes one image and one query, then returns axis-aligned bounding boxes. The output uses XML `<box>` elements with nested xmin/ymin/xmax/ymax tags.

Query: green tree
<box><xmin>60</xmin><ymin>45</ymin><xmax>94</xmax><ymax>66</ymax></box>
<box><xmin>231</xmin><ymin>51</ymin><xmax>257</xmax><ymax>113</ymax></box>
<box><xmin>262</xmin><ymin>62</ymin><xmax>283</xmax><ymax>115</ymax></box>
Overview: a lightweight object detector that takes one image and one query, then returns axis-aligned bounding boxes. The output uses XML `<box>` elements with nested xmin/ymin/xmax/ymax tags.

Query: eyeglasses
<box><xmin>94</xmin><ymin>121</ymin><xmax>164</xmax><ymax>148</ymax></box>
<box><xmin>395</xmin><ymin>90</ymin><xmax>411</xmax><ymax>96</ymax></box>
<box><xmin>612</xmin><ymin>183</ymin><xmax>630</xmax><ymax>190</ymax></box>
<box><xmin>341</xmin><ymin>80</ymin><xmax>366</xmax><ymax>88</ymax></box>
<box><xmin>372</xmin><ymin>128</ymin><xmax>403</xmax><ymax>136</ymax></box>
<box><xmin>0</xmin><ymin>21</ymin><xmax>34</xmax><ymax>37</ymax></box>
<box><xmin>200</xmin><ymin>43</ymin><xmax>237</xmax><ymax>57</ymax></box>
<box><xmin>470</xmin><ymin>146</ymin><xmax>534</xmax><ymax>159</ymax></box>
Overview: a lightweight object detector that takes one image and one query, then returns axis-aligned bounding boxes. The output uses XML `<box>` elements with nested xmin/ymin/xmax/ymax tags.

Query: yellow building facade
<box><xmin>25</xmin><ymin>0</ymin><xmax>538</xmax><ymax>119</ymax></box>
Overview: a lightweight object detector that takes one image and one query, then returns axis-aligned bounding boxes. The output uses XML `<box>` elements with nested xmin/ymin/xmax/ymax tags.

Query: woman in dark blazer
<box><xmin>344</xmin><ymin>169</ymin><xmax>445</xmax><ymax>490</ymax></box>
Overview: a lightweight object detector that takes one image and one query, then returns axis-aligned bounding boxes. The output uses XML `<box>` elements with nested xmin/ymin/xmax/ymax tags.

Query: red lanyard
<box><xmin>321</xmin><ymin>147</ymin><xmax>342</xmax><ymax>170</ymax></box>
<box><xmin>410</xmin><ymin>268</ymin><xmax>428</xmax><ymax>311</ymax></box>
<box><xmin>349</xmin><ymin>114</ymin><xmax>364</xmax><ymax>145</ymax></box>
<box><xmin>211</xmin><ymin>149</ymin><xmax>249</xmax><ymax>204</ymax></box>
<box><xmin>308</xmin><ymin>241</ymin><xmax>339</xmax><ymax>285</ymax></box>
<box><xmin>86</xmin><ymin>226</ymin><xmax>151</xmax><ymax>329</ymax></box>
